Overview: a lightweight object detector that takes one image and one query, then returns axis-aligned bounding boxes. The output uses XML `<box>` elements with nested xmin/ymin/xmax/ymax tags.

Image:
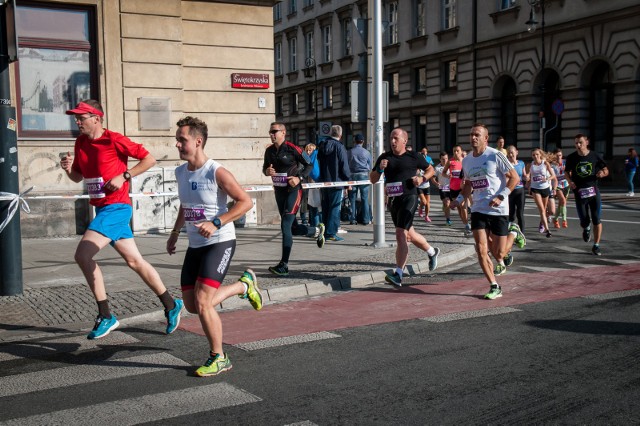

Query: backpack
<box><xmin>309</xmin><ymin>150</ymin><xmax>320</xmax><ymax>182</ymax></box>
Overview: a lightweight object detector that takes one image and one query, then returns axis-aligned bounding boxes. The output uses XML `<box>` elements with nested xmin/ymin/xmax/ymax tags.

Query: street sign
<box><xmin>319</xmin><ymin>121</ymin><xmax>332</xmax><ymax>137</ymax></box>
<box><xmin>552</xmin><ymin>99</ymin><xmax>565</xmax><ymax>116</ymax></box>
<box><xmin>351</xmin><ymin>81</ymin><xmax>388</xmax><ymax>123</ymax></box>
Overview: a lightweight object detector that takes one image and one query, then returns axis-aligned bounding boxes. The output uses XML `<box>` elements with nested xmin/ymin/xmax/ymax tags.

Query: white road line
<box><xmin>583</xmin><ymin>289</ymin><xmax>640</xmax><ymax>300</ymax></box>
<box><xmin>0</xmin><ymin>331</ymin><xmax>140</xmax><ymax>362</ymax></box>
<box><xmin>555</xmin><ymin>245</ymin><xmax>588</xmax><ymax>254</ymax></box>
<box><xmin>564</xmin><ymin>262</ymin><xmax>606</xmax><ymax>269</ymax></box>
<box><xmin>235</xmin><ymin>331</ymin><xmax>341</xmax><ymax>351</ymax></box>
<box><xmin>1</xmin><ymin>383</ymin><xmax>261</xmax><ymax>426</ymax></box>
<box><xmin>0</xmin><ymin>352</ymin><xmax>189</xmax><ymax>398</ymax></box>
<box><xmin>520</xmin><ymin>266</ymin><xmax>569</xmax><ymax>272</ymax></box>
<box><xmin>523</xmin><ymin>213</ymin><xmax>640</xmax><ymax>225</ymax></box>
<box><xmin>604</xmin><ymin>259</ymin><xmax>640</xmax><ymax>265</ymax></box>
<box><xmin>284</xmin><ymin>422</ymin><xmax>320</xmax><ymax>426</ymax></box>
<box><xmin>422</xmin><ymin>307</ymin><xmax>521</xmax><ymax>323</ymax></box>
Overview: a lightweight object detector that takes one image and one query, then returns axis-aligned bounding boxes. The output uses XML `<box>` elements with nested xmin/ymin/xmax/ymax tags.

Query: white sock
<box><xmin>241</xmin><ymin>282</ymin><xmax>248</xmax><ymax>294</ymax></box>
<box><xmin>426</xmin><ymin>247</ymin><xmax>436</xmax><ymax>256</ymax></box>
<box><xmin>395</xmin><ymin>267</ymin><xmax>403</xmax><ymax>278</ymax></box>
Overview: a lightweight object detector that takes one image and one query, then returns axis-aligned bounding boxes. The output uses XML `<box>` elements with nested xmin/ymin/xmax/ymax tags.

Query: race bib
<box><xmin>183</xmin><ymin>204</ymin><xmax>207</xmax><ymax>224</ymax></box>
<box><xmin>557</xmin><ymin>179</ymin><xmax>568</xmax><ymax>188</ymax></box>
<box><xmin>86</xmin><ymin>177</ymin><xmax>105</xmax><ymax>199</ymax></box>
<box><xmin>451</xmin><ymin>169</ymin><xmax>461</xmax><ymax>179</ymax></box>
<box><xmin>470</xmin><ymin>176</ymin><xmax>489</xmax><ymax>191</ymax></box>
<box><xmin>271</xmin><ymin>173</ymin><xmax>288</xmax><ymax>187</ymax></box>
<box><xmin>385</xmin><ymin>182</ymin><xmax>403</xmax><ymax>197</ymax></box>
<box><xmin>578</xmin><ymin>186</ymin><xmax>596</xmax><ymax>198</ymax></box>
<box><xmin>533</xmin><ymin>174</ymin><xmax>546</xmax><ymax>183</ymax></box>
<box><xmin>440</xmin><ymin>184</ymin><xmax>450</xmax><ymax>191</ymax></box>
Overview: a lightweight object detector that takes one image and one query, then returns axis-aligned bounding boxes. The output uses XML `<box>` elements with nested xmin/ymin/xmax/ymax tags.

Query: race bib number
<box><xmin>470</xmin><ymin>176</ymin><xmax>489</xmax><ymax>191</ymax></box>
<box><xmin>440</xmin><ymin>184</ymin><xmax>450</xmax><ymax>191</ymax></box>
<box><xmin>557</xmin><ymin>179</ymin><xmax>568</xmax><ymax>188</ymax></box>
<box><xmin>183</xmin><ymin>205</ymin><xmax>207</xmax><ymax>224</ymax></box>
<box><xmin>578</xmin><ymin>186</ymin><xmax>596</xmax><ymax>198</ymax></box>
<box><xmin>533</xmin><ymin>174</ymin><xmax>546</xmax><ymax>183</ymax></box>
<box><xmin>86</xmin><ymin>177</ymin><xmax>105</xmax><ymax>199</ymax></box>
<box><xmin>271</xmin><ymin>173</ymin><xmax>288</xmax><ymax>187</ymax></box>
<box><xmin>385</xmin><ymin>182</ymin><xmax>403</xmax><ymax>197</ymax></box>
<box><xmin>451</xmin><ymin>169</ymin><xmax>461</xmax><ymax>179</ymax></box>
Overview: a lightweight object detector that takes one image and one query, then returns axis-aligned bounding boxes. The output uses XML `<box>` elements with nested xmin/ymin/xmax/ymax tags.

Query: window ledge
<box><xmin>488</xmin><ymin>6</ymin><xmax>520</xmax><ymax>24</ymax></box>
<box><xmin>287</xmin><ymin>12</ymin><xmax>297</xmax><ymax>19</ymax></box>
<box><xmin>435</xmin><ymin>26</ymin><xmax>459</xmax><ymax>41</ymax></box>
<box><xmin>319</xmin><ymin>0</ymin><xmax>331</xmax><ymax>5</ymax></box>
<box><xmin>302</xmin><ymin>4</ymin><xmax>314</xmax><ymax>13</ymax></box>
<box><xmin>383</xmin><ymin>43</ymin><xmax>400</xmax><ymax>55</ymax></box>
<box><xmin>286</xmin><ymin>71</ymin><xmax>299</xmax><ymax>81</ymax></box>
<box><xmin>406</xmin><ymin>35</ymin><xmax>428</xmax><ymax>48</ymax></box>
<box><xmin>319</xmin><ymin>61</ymin><xmax>333</xmax><ymax>72</ymax></box>
<box><xmin>338</xmin><ymin>55</ymin><xmax>353</xmax><ymax>65</ymax></box>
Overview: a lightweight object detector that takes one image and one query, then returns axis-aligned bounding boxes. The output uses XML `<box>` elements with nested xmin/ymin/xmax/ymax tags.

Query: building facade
<box><xmin>9</xmin><ymin>0</ymin><xmax>278</xmax><ymax>237</ymax></box>
<box><xmin>274</xmin><ymin>0</ymin><xmax>640</xmax><ymax>179</ymax></box>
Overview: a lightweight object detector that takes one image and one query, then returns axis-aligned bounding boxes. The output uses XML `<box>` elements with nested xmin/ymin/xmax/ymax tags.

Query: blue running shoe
<box><xmin>428</xmin><ymin>247</ymin><xmax>440</xmax><ymax>271</ymax></box>
<box><xmin>166</xmin><ymin>299</ymin><xmax>184</xmax><ymax>334</ymax></box>
<box><xmin>87</xmin><ymin>315</ymin><xmax>119</xmax><ymax>340</ymax></box>
<box><xmin>326</xmin><ymin>235</ymin><xmax>344</xmax><ymax>242</ymax></box>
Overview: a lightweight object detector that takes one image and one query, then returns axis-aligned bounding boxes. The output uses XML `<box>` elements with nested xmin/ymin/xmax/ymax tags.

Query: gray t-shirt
<box><xmin>461</xmin><ymin>147</ymin><xmax>513</xmax><ymax>216</ymax></box>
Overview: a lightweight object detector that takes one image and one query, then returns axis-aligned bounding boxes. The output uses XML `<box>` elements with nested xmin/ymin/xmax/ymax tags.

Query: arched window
<box><xmin>500</xmin><ymin>78</ymin><xmax>517</xmax><ymax>147</ymax></box>
<box><xmin>542</xmin><ymin>71</ymin><xmax>561</xmax><ymax>152</ymax></box>
<box><xmin>589</xmin><ymin>62</ymin><xmax>613</xmax><ymax>158</ymax></box>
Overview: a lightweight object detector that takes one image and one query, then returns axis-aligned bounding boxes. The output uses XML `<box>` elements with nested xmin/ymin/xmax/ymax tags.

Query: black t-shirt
<box><xmin>565</xmin><ymin>150</ymin><xmax>607</xmax><ymax>189</ymax></box>
<box><xmin>262</xmin><ymin>141</ymin><xmax>311</xmax><ymax>178</ymax></box>
<box><xmin>373</xmin><ymin>150</ymin><xmax>430</xmax><ymax>196</ymax></box>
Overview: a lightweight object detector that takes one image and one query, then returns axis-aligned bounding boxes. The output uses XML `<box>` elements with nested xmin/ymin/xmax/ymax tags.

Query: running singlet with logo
<box><xmin>373</xmin><ymin>150</ymin><xmax>429</xmax><ymax>197</ymax></box>
<box><xmin>461</xmin><ymin>147</ymin><xmax>513</xmax><ymax>216</ymax></box>
<box><xmin>565</xmin><ymin>150</ymin><xmax>607</xmax><ymax>190</ymax></box>
<box><xmin>448</xmin><ymin>160</ymin><xmax>463</xmax><ymax>191</ymax></box>
<box><xmin>530</xmin><ymin>162</ymin><xmax>551</xmax><ymax>190</ymax></box>
<box><xmin>176</xmin><ymin>159</ymin><xmax>236</xmax><ymax>248</ymax></box>
<box><xmin>552</xmin><ymin>161</ymin><xmax>568</xmax><ymax>188</ymax></box>
<box><xmin>435</xmin><ymin>164</ymin><xmax>450</xmax><ymax>191</ymax></box>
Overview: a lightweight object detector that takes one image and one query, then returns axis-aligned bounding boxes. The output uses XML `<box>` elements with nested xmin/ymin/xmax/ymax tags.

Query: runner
<box><xmin>166</xmin><ymin>116</ymin><xmax>263</xmax><ymax>377</ymax></box>
<box><xmin>417</xmin><ymin>147</ymin><xmax>435</xmax><ymax>222</ymax></box>
<box><xmin>443</xmin><ymin>145</ymin><xmax>471</xmax><ymax>236</ymax></box>
<box><xmin>263</xmin><ymin>122</ymin><xmax>326</xmax><ymax>275</ymax></box>
<box><xmin>370</xmin><ymin>128</ymin><xmax>440</xmax><ymax>287</ymax></box>
<box><xmin>450</xmin><ymin>123</ymin><xmax>518</xmax><ymax>299</ymax></box>
<box><xmin>506</xmin><ymin>145</ymin><xmax>528</xmax><ymax>231</ymax></box>
<box><xmin>564</xmin><ymin>134</ymin><xmax>609</xmax><ymax>255</ymax></box>
<box><xmin>526</xmin><ymin>148</ymin><xmax>556</xmax><ymax>238</ymax></box>
<box><xmin>60</xmin><ymin>100</ymin><xmax>182</xmax><ymax>340</ymax></box>
<box><xmin>432</xmin><ymin>151</ymin><xmax>452</xmax><ymax>226</ymax></box>
<box><xmin>551</xmin><ymin>148</ymin><xmax>570</xmax><ymax>228</ymax></box>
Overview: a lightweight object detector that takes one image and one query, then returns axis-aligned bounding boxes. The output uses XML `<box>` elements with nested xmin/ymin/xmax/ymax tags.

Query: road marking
<box><xmin>284</xmin><ymin>422</ymin><xmax>319</xmax><ymax>426</ymax></box>
<box><xmin>582</xmin><ymin>289</ymin><xmax>640</xmax><ymax>300</ymax></box>
<box><xmin>0</xmin><ymin>352</ymin><xmax>189</xmax><ymax>398</ymax></box>
<box><xmin>0</xmin><ymin>331</ymin><xmax>139</xmax><ymax>362</ymax></box>
<box><xmin>422</xmin><ymin>307</ymin><xmax>521</xmax><ymax>323</ymax></box>
<box><xmin>520</xmin><ymin>266</ymin><xmax>569</xmax><ymax>272</ymax></box>
<box><xmin>234</xmin><ymin>331</ymin><xmax>341</xmax><ymax>351</ymax></box>
<box><xmin>564</xmin><ymin>262</ymin><xmax>605</xmax><ymax>269</ymax></box>
<box><xmin>1</xmin><ymin>383</ymin><xmax>261</xmax><ymax>426</ymax></box>
<box><xmin>555</xmin><ymin>245</ymin><xmax>588</xmax><ymax>254</ymax></box>
<box><xmin>604</xmin><ymin>259</ymin><xmax>640</xmax><ymax>265</ymax></box>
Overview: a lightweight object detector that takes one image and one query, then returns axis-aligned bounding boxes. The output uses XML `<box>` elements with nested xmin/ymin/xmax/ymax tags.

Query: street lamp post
<box><xmin>303</xmin><ymin>57</ymin><xmax>319</xmax><ymax>142</ymax></box>
<box><xmin>526</xmin><ymin>0</ymin><xmax>546</xmax><ymax>150</ymax></box>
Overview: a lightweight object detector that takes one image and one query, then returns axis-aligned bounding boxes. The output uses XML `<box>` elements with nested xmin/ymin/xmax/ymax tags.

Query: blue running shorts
<box><xmin>87</xmin><ymin>203</ymin><xmax>134</xmax><ymax>245</ymax></box>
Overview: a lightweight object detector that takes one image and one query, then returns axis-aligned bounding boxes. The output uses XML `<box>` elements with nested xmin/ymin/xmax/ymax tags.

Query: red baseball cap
<box><xmin>66</xmin><ymin>102</ymin><xmax>104</xmax><ymax>117</ymax></box>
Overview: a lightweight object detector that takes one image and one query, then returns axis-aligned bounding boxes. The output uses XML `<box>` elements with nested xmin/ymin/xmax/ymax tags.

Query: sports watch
<box><xmin>212</xmin><ymin>217</ymin><xmax>222</xmax><ymax>229</ymax></box>
<box><xmin>123</xmin><ymin>171</ymin><xmax>132</xmax><ymax>181</ymax></box>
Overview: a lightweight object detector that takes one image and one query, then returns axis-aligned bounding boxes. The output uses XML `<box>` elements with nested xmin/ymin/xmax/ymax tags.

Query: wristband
<box><xmin>376</xmin><ymin>168</ymin><xmax>384</xmax><ymax>173</ymax></box>
<box><xmin>499</xmin><ymin>187</ymin><xmax>511</xmax><ymax>199</ymax></box>
<box><xmin>170</xmin><ymin>230</ymin><xmax>180</xmax><ymax>236</ymax></box>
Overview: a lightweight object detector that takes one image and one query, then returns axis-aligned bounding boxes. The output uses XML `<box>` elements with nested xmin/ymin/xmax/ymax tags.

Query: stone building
<box><xmin>9</xmin><ymin>0</ymin><xmax>278</xmax><ymax>237</ymax></box>
<box><xmin>274</xmin><ymin>0</ymin><xmax>640</xmax><ymax>180</ymax></box>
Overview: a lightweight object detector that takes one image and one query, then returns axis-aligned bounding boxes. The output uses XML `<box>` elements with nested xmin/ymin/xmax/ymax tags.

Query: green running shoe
<box><xmin>484</xmin><ymin>284</ymin><xmax>503</xmax><ymax>300</ymax></box>
<box><xmin>239</xmin><ymin>268</ymin><xmax>263</xmax><ymax>310</ymax></box>
<box><xmin>195</xmin><ymin>352</ymin><xmax>232</xmax><ymax>377</ymax></box>
<box><xmin>494</xmin><ymin>263</ymin><xmax>506</xmax><ymax>276</ymax></box>
<box><xmin>509</xmin><ymin>223</ymin><xmax>526</xmax><ymax>249</ymax></box>
<box><xmin>504</xmin><ymin>252</ymin><xmax>513</xmax><ymax>267</ymax></box>
<box><xmin>316</xmin><ymin>223</ymin><xmax>326</xmax><ymax>248</ymax></box>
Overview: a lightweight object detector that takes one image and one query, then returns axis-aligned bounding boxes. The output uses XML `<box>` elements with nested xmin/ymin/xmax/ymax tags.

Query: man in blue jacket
<box><xmin>348</xmin><ymin>134</ymin><xmax>372</xmax><ymax>225</ymax></box>
<box><xmin>317</xmin><ymin>125</ymin><xmax>351</xmax><ymax>241</ymax></box>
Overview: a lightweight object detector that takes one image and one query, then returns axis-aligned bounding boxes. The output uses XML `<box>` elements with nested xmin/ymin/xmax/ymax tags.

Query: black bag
<box><xmin>340</xmin><ymin>197</ymin><xmax>351</xmax><ymax>222</ymax></box>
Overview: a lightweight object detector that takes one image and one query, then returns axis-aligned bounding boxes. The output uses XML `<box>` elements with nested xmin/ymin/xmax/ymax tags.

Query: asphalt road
<box><xmin>0</xmin><ymin>197</ymin><xmax>638</xmax><ymax>425</ymax></box>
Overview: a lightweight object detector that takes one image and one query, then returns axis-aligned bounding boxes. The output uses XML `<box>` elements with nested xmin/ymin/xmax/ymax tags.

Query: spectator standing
<box><xmin>418</xmin><ymin>147</ymin><xmax>435</xmax><ymax>222</ymax></box>
<box><xmin>496</xmin><ymin>136</ymin><xmax>508</xmax><ymax>156</ymax></box>
<box><xmin>624</xmin><ymin>148</ymin><xmax>638</xmax><ymax>196</ymax></box>
<box><xmin>347</xmin><ymin>134</ymin><xmax>372</xmax><ymax>225</ymax></box>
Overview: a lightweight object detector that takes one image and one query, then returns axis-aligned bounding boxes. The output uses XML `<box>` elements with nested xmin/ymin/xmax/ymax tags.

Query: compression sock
<box><xmin>97</xmin><ymin>299</ymin><xmax>112</xmax><ymax>319</ymax></box>
<box><xmin>158</xmin><ymin>291</ymin><xmax>176</xmax><ymax>313</ymax></box>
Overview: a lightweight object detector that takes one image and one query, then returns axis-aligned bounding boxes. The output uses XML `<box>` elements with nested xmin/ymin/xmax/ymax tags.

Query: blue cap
<box><xmin>354</xmin><ymin>134</ymin><xmax>364</xmax><ymax>142</ymax></box>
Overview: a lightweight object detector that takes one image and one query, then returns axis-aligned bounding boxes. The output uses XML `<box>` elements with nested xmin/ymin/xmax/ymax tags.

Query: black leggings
<box><xmin>508</xmin><ymin>187</ymin><xmax>525</xmax><ymax>229</ymax></box>
<box><xmin>275</xmin><ymin>187</ymin><xmax>315</xmax><ymax>264</ymax></box>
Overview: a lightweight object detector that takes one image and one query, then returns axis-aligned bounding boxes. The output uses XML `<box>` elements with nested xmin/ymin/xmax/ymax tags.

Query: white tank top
<box><xmin>530</xmin><ymin>162</ymin><xmax>550</xmax><ymax>190</ymax></box>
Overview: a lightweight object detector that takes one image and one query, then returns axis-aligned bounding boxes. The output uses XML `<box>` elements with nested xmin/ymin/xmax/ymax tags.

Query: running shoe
<box><xmin>494</xmin><ymin>263</ymin><xmax>506</xmax><ymax>276</ymax></box>
<box><xmin>546</xmin><ymin>231</ymin><xmax>552</xmax><ymax>238</ymax></box>
<box><xmin>239</xmin><ymin>269</ymin><xmax>263</xmax><ymax>311</ymax></box>
<box><xmin>87</xmin><ymin>315</ymin><xmax>119</xmax><ymax>340</ymax></box>
<box><xmin>504</xmin><ymin>252</ymin><xmax>514</xmax><ymax>267</ymax></box>
<box><xmin>484</xmin><ymin>284</ymin><xmax>503</xmax><ymax>300</ymax></box>
<box><xmin>316</xmin><ymin>223</ymin><xmax>326</xmax><ymax>248</ymax></box>
<box><xmin>384</xmin><ymin>272</ymin><xmax>402</xmax><ymax>287</ymax></box>
<box><xmin>326</xmin><ymin>235</ymin><xmax>345</xmax><ymax>242</ymax></box>
<box><xmin>425</xmin><ymin>216</ymin><xmax>432</xmax><ymax>223</ymax></box>
<box><xmin>337</xmin><ymin>228</ymin><xmax>348</xmax><ymax>234</ymax></box>
<box><xmin>418</xmin><ymin>208</ymin><xmax>425</xmax><ymax>218</ymax></box>
<box><xmin>538</xmin><ymin>223</ymin><xmax>544</xmax><ymax>233</ymax></box>
<box><xmin>446</xmin><ymin>218</ymin><xmax>452</xmax><ymax>226</ymax></box>
<box><xmin>428</xmin><ymin>247</ymin><xmax>440</xmax><ymax>271</ymax></box>
<box><xmin>553</xmin><ymin>219</ymin><xmax>560</xmax><ymax>229</ymax></box>
<box><xmin>165</xmin><ymin>299</ymin><xmax>184</xmax><ymax>334</ymax></box>
<box><xmin>583</xmin><ymin>227</ymin><xmax>592</xmax><ymax>243</ymax></box>
<box><xmin>195</xmin><ymin>352</ymin><xmax>232</xmax><ymax>377</ymax></box>
<box><xmin>592</xmin><ymin>244</ymin><xmax>602</xmax><ymax>256</ymax></box>
<box><xmin>508</xmin><ymin>223</ymin><xmax>526</xmax><ymax>249</ymax></box>
<box><xmin>464</xmin><ymin>224</ymin><xmax>472</xmax><ymax>238</ymax></box>
<box><xmin>268</xmin><ymin>261</ymin><xmax>289</xmax><ymax>276</ymax></box>
<box><xmin>562</xmin><ymin>220</ymin><xmax>568</xmax><ymax>228</ymax></box>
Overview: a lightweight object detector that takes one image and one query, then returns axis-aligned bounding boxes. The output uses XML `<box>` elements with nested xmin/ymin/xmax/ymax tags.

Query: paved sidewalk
<box><xmin>0</xmin><ymin>212</ymin><xmax>476</xmax><ymax>343</ymax></box>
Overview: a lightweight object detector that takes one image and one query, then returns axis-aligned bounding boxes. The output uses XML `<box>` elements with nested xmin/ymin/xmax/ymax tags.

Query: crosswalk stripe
<box><xmin>0</xmin><ymin>331</ymin><xmax>140</xmax><ymax>362</ymax></box>
<box><xmin>235</xmin><ymin>331</ymin><xmax>341</xmax><ymax>351</ymax></box>
<box><xmin>583</xmin><ymin>289</ymin><xmax>640</xmax><ymax>300</ymax></box>
<box><xmin>0</xmin><ymin>352</ymin><xmax>189</xmax><ymax>398</ymax></box>
<box><xmin>604</xmin><ymin>259</ymin><xmax>640</xmax><ymax>265</ymax></box>
<box><xmin>564</xmin><ymin>262</ymin><xmax>604</xmax><ymax>269</ymax></box>
<box><xmin>520</xmin><ymin>266</ymin><xmax>569</xmax><ymax>272</ymax></box>
<box><xmin>422</xmin><ymin>307</ymin><xmax>520</xmax><ymax>323</ymax></box>
<box><xmin>555</xmin><ymin>245</ymin><xmax>588</xmax><ymax>254</ymax></box>
<box><xmin>1</xmin><ymin>382</ymin><xmax>261</xmax><ymax>426</ymax></box>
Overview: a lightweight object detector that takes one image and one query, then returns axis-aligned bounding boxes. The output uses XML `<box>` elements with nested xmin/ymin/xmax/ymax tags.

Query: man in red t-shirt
<box><xmin>60</xmin><ymin>100</ymin><xmax>183</xmax><ymax>340</ymax></box>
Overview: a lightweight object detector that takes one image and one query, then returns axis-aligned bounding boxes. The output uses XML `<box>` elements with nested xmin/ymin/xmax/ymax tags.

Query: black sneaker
<box><xmin>268</xmin><ymin>262</ymin><xmax>289</xmax><ymax>276</ymax></box>
<box><xmin>428</xmin><ymin>247</ymin><xmax>440</xmax><ymax>271</ymax></box>
<box><xmin>504</xmin><ymin>252</ymin><xmax>514</xmax><ymax>267</ymax></box>
<box><xmin>592</xmin><ymin>245</ymin><xmax>602</xmax><ymax>256</ymax></box>
<box><xmin>384</xmin><ymin>272</ymin><xmax>402</xmax><ymax>287</ymax></box>
<box><xmin>583</xmin><ymin>227</ymin><xmax>592</xmax><ymax>243</ymax></box>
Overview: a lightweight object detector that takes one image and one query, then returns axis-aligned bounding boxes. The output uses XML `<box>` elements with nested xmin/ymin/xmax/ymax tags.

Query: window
<box><xmin>444</xmin><ymin>60</ymin><xmax>457</xmax><ymax>89</ymax></box>
<box><xmin>288</xmin><ymin>37</ymin><xmax>297</xmax><ymax>72</ymax></box>
<box><xmin>414</xmin><ymin>0</ymin><xmax>426</xmax><ymax>37</ymax></box>
<box><xmin>442</xmin><ymin>0</ymin><xmax>456</xmax><ymax>30</ymax></box>
<box><xmin>388</xmin><ymin>72</ymin><xmax>399</xmax><ymax>97</ymax></box>
<box><xmin>414</xmin><ymin>115</ymin><xmax>427</xmax><ymax>151</ymax></box>
<box><xmin>387</xmin><ymin>1</ymin><xmax>398</xmax><ymax>45</ymax></box>
<box><xmin>276</xmin><ymin>96</ymin><xmax>283</xmax><ymax>116</ymax></box>
<box><xmin>322</xmin><ymin>25</ymin><xmax>332</xmax><ymax>63</ymax></box>
<box><xmin>290</xmin><ymin>92</ymin><xmax>299</xmax><ymax>114</ymax></box>
<box><xmin>15</xmin><ymin>3</ymin><xmax>97</xmax><ymax>137</ymax></box>
<box><xmin>342</xmin><ymin>18</ymin><xmax>352</xmax><ymax>57</ymax></box>
<box><xmin>273</xmin><ymin>3</ymin><xmax>282</xmax><ymax>21</ymax></box>
<box><xmin>303</xmin><ymin>0</ymin><xmax>314</xmax><ymax>7</ymax></box>
<box><xmin>275</xmin><ymin>42</ymin><xmax>282</xmax><ymax>76</ymax></box>
<box><xmin>305</xmin><ymin>31</ymin><xmax>314</xmax><ymax>61</ymax></box>
<box><xmin>499</xmin><ymin>0</ymin><xmax>515</xmax><ymax>10</ymax></box>
<box><xmin>306</xmin><ymin>89</ymin><xmax>316</xmax><ymax>112</ymax></box>
<box><xmin>415</xmin><ymin>67</ymin><xmax>426</xmax><ymax>93</ymax></box>
<box><xmin>342</xmin><ymin>82</ymin><xmax>351</xmax><ymax>106</ymax></box>
<box><xmin>443</xmin><ymin>111</ymin><xmax>457</xmax><ymax>154</ymax></box>
<box><xmin>288</xmin><ymin>0</ymin><xmax>297</xmax><ymax>15</ymax></box>
<box><xmin>323</xmin><ymin>85</ymin><xmax>333</xmax><ymax>109</ymax></box>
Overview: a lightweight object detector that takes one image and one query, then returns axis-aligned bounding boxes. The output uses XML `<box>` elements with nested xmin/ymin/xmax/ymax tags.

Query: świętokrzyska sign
<box><xmin>231</xmin><ymin>73</ymin><xmax>269</xmax><ymax>89</ymax></box>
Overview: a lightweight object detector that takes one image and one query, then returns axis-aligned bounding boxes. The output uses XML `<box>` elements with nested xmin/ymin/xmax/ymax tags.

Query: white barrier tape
<box><xmin>0</xmin><ymin>186</ymin><xmax>33</xmax><ymax>235</ymax></box>
<box><xmin>14</xmin><ymin>180</ymin><xmax>373</xmax><ymax>201</ymax></box>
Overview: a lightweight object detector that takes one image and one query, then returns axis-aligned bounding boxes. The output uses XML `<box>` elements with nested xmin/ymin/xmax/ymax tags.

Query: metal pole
<box><xmin>371</xmin><ymin>0</ymin><xmax>387</xmax><ymax>247</ymax></box>
<box><xmin>314</xmin><ymin>64</ymin><xmax>319</xmax><ymax>141</ymax></box>
<box><xmin>0</xmin><ymin>0</ymin><xmax>23</xmax><ymax>295</ymax></box>
<box><xmin>540</xmin><ymin>1</ymin><xmax>546</xmax><ymax>150</ymax></box>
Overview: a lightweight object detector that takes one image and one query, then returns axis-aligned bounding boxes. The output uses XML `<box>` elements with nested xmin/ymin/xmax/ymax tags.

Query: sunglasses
<box><xmin>269</xmin><ymin>129</ymin><xmax>283</xmax><ymax>135</ymax></box>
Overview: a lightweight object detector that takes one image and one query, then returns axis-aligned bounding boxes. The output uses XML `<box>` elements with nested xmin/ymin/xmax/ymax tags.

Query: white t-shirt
<box><xmin>434</xmin><ymin>164</ymin><xmax>450</xmax><ymax>191</ymax></box>
<box><xmin>175</xmin><ymin>159</ymin><xmax>236</xmax><ymax>248</ymax></box>
<box><xmin>461</xmin><ymin>147</ymin><xmax>513</xmax><ymax>216</ymax></box>
<box><xmin>530</xmin><ymin>162</ymin><xmax>551</xmax><ymax>190</ymax></box>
